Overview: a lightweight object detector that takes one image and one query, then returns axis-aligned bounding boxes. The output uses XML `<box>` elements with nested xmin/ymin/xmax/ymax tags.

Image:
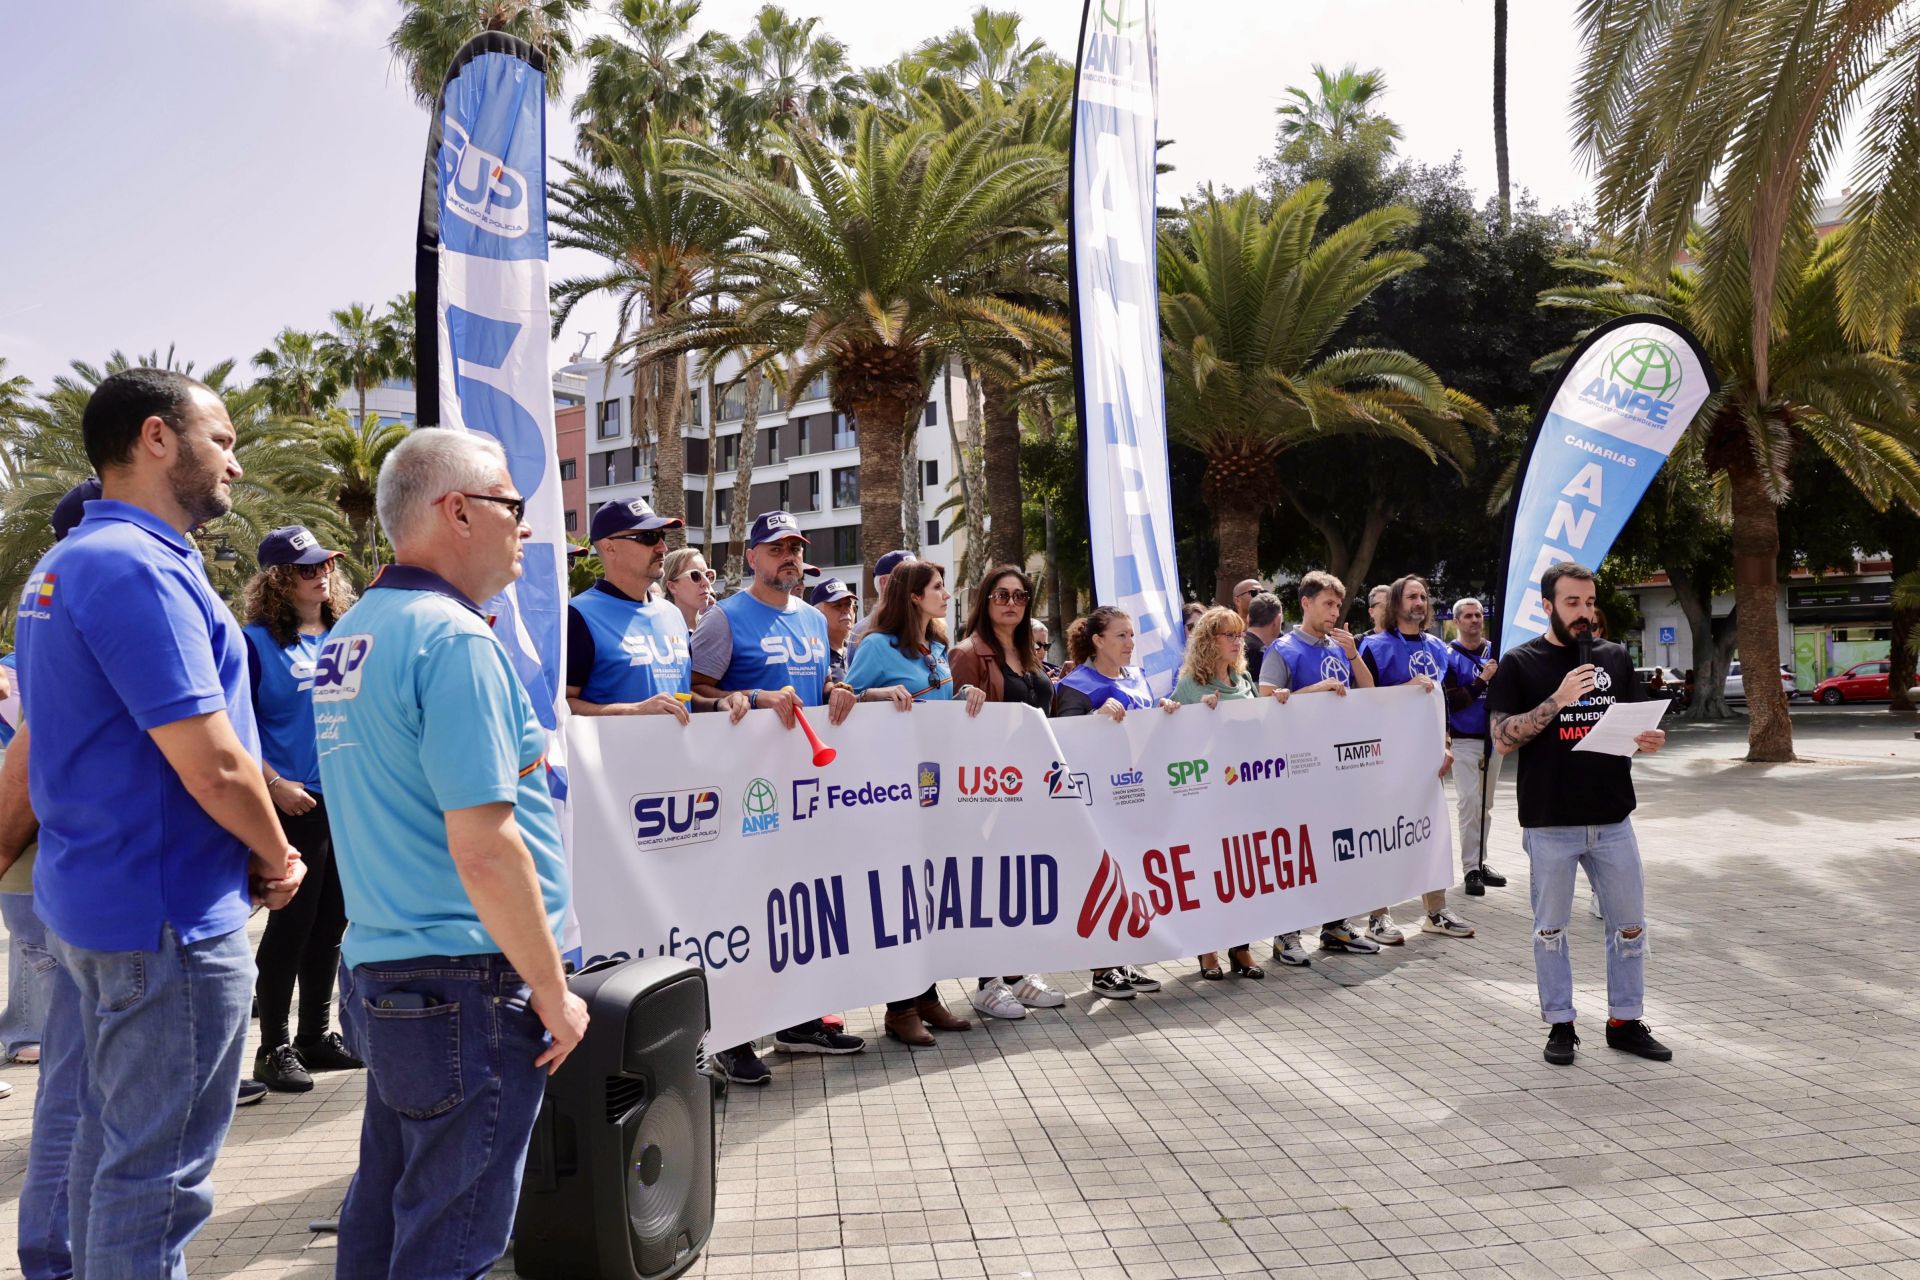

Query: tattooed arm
<box><xmin>1491</xmin><ymin>664</ymin><xmax>1597</xmax><ymax>755</ymax></box>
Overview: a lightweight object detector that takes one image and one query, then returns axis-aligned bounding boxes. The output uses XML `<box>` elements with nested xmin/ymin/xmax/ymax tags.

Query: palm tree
<box><xmin>383</xmin><ymin>291</ymin><xmax>418</xmax><ymax>384</ymax></box>
<box><xmin>910</xmin><ymin>6</ymin><xmax>1062</xmax><ymax>97</ymax></box>
<box><xmin>1539</xmin><ymin>243</ymin><xmax>1920</xmax><ymax>751</ymax></box>
<box><xmin>318</xmin><ymin>304</ymin><xmax>403</xmax><ymax>430</ymax></box>
<box><xmin>253</xmin><ymin>328</ymin><xmax>340</xmax><ymax>417</ymax></box>
<box><xmin>713</xmin><ymin>4</ymin><xmax>865</xmax><ymax>161</ymax></box>
<box><xmin>572</xmin><ymin>0</ymin><xmax>719</xmax><ymax>168</ymax></box>
<box><xmin>388</xmin><ymin>0</ymin><xmax>590</xmax><ymax>107</ymax></box>
<box><xmin>1572</xmin><ymin>0</ymin><xmax>1920</xmax><ymax>760</ymax></box>
<box><xmin>642</xmin><ymin>110</ymin><xmax>1062</xmax><ymax>597</ymax></box>
<box><xmin>1493</xmin><ymin>0</ymin><xmax>1510</xmax><ymax>231</ymax></box>
<box><xmin>1274</xmin><ymin>63</ymin><xmax>1402</xmax><ymax>161</ymax></box>
<box><xmin>313</xmin><ymin>410</ymin><xmax>412</xmax><ymax>571</ymax></box>
<box><xmin>552</xmin><ymin>135</ymin><xmax>744</xmax><ymax>541</ymax></box>
<box><xmin>1159</xmin><ymin>187</ymin><xmax>1490</xmax><ymax>605</ymax></box>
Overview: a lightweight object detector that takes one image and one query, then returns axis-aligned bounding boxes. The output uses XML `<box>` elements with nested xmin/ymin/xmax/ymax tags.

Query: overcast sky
<box><xmin>3</xmin><ymin>0</ymin><xmax>1596</xmax><ymax>395</ymax></box>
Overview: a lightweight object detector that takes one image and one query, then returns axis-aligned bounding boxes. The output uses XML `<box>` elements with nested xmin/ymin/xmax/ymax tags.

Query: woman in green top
<box><xmin>1172</xmin><ymin>607</ymin><xmax>1289</xmax><ymax>979</ymax></box>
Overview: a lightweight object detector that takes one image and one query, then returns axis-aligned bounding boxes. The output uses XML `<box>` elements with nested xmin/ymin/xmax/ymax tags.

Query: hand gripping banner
<box><xmin>568</xmin><ymin>690</ymin><xmax>1453</xmax><ymax>1049</ymax></box>
<box><xmin>1497</xmin><ymin>315</ymin><xmax>1717</xmax><ymax>653</ymax></box>
<box><xmin>1069</xmin><ymin>0</ymin><xmax>1185</xmax><ymax>694</ymax></box>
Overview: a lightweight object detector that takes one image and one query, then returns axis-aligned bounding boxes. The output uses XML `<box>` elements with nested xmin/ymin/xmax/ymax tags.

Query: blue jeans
<box><xmin>1523</xmin><ymin>821</ymin><xmax>1647</xmax><ymax>1024</ymax></box>
<box><xmin>336</xmin><ymin>954</ymin><xmax>552</xmax><ymax>1280</ymax></box>
<box><xmin>43</xmin><ymin>922</ymin><xmax>253</xmax><ymax>1280</ymax></box>
<box><xmin>17</xmin><ymin>921</ymin><xmax>81</xmax><ymax>1280</ymax></box>
<box><xmin>2</xmin><ymin>891</ymin><xmax>55</xmax><ymax>1057</ymax></box>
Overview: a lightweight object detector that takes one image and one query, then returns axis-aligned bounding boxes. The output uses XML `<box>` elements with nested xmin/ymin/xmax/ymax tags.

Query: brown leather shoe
<box><xmin>916</xmin><ymin>998</ymin><xmax>971</xmax><ymax>1032</ymax></box>
<box><xmin>884</xmin><ymin>1009</ymin><xmax>934</xmax><ymax>1046</ymax></box>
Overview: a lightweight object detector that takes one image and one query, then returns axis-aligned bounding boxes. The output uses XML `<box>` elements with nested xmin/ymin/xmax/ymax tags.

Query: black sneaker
<box><xmin>293</xmin><ymin>1031</ymin><xmax>364</xmax><ymax>1072</ymax></box>
<box><xmin>1090</xmin><ymin>969</ymin><xmax>1136</xmax><ymax>999</ymax></box>
<box><xmin>255</xmin><ymin>1043</ymin><xmax>313</xmax><ymax>1093</ymax></box>
<box><xmin>1604</xmin><ymin>1019</ymin><xmax>1673</xmax><ymax>1061</ymax></box>
<box><xmin>1120</xmin><ymin>965</ymin><xmax>1162</xmax><ymax>993</ymax></box>
<box><xmin>714</xmin><ymin>1044</ymin><xmax>771</xmax><ymax>1085</ymax></box>
<box><xmin>1544</xmin><ymin>1023</ymin><xmax>1579</xmax><ymax>1066</ymax></box>
<box><xmin>237</xmin><ymin>1080</ymin><xmax>269</xmax><ymax>1106</ymax></box>
<box><xmin>1479</xmin><ymin>866</ymin><xmax>1508</xmax><ymax>888</ymax></box>
<box><xmin>773</xmin><ymin>1022</ymin><xmax>865</xmax><ymax>1055</ymax></box>
<box><xmin>1464</xmin><ymin>869</ymin><xmax>1487</xmax><ymax>896</ymax></box>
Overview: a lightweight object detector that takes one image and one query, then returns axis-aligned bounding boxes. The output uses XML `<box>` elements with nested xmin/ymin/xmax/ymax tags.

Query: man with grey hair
<box><xmin>317</xmin><ymin>428</ymin><xmax>589</xmax><ymax>1278</ymax></box>
<box><xmin>1446</xmin><ymin>596</ymin><xmax>1508</xmax><ymax>895</ymax></box>
<box><xmin>1243</xmin><ymin>592</ymin><xmax>1284</xmax><ymax>672</ymax></box>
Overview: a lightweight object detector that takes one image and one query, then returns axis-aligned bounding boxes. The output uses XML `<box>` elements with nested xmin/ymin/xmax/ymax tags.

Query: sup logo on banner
<box><xmin>632</xmin><ymin>790</ymin><xmax>722</xmax><ymax>849</ymax></box>
<box><xmin>438</xmin><ymin>115</ymin><xmax>531</xmax><ymax>239</ymax></box>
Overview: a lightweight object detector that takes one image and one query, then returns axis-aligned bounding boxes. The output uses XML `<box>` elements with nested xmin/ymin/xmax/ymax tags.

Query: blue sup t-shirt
<box><xmin>690</xmin><ymin>590</ymin><xmax>830</xmax><ymax>706</ymax></box>
<box><xmin>567</xmin><ymin>581</ymin><xmax>693</xmax><ymax>703</ymax></box>
<box><xmin>244</xmin><ymin>625</ymin><xmax>325</xmax><ymax>789</ymax></box>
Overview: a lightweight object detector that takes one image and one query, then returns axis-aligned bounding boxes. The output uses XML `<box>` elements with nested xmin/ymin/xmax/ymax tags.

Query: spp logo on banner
<box><xmin>1166</xmin><ymin>758</ymin><xmax>1209</xmax><ymax>793</ymax></box>
<box><xmin>1332</xmin><ymin>814</ymin><xmax>1433</xmax><ymax>862</ymax></box>
<box><xmin>1579</xmin><ymin>336</ymin><xmax>1684</xmax><ymax>427</ymax></box>
<box><xmin>438</xmin><ymin>114</ymin><xmax>531</xmax><ymax>239</ymax></box>
<box><xmin>632</xmin><ymin>789</ymin><xmax>722</xmax><ymax>850</ymax></box>
<box><xmin>740</xmin><ymin>777</ymin><xmax>780</xmax><ymax>836</ymax></box>
<box><xmin>1224</xmin><ymin>757</ymin><xmax>1286</xmax><ymax>785</ymax></box>
<box><xmin>1044</xmin><ymin>761</ymin><xmax>1091</xmax><ymax>805</ymax></box>
<box><xmin>956</xmin><ymin>765</ymin><xmax>1023</xmax><ymax>803</ymax></box>
<box><xmin>917</xmin><ymin>762</ymin><xmax>941</xmax><ymax>807</ymax></box>
<box><xmin>1333</xmin><ymin>738</ymin><xmax>1384</xmax><ymax>771</ymax></box>
<box><xmin>312</xmin><ymin>635</ymin><xmax>374</xmax><ymax>703</ymax></box>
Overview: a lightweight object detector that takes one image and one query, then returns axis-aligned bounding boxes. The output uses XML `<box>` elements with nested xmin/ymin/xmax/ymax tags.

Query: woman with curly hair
<box><xmin>241</xmin><ymin>526</ymin><xmax>363</xmax><ymax>1092</ymax></box>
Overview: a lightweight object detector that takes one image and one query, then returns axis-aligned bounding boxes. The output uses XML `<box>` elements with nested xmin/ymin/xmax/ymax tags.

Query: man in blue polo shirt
<box><xmin>316</xmin><ymin>428</ymin><xmax>588</xmax><ymax>1279</ymax></box>
<box><xmin>1359</xmin><ymin>573</ymin><xmax>1473</xmax><ymax>943</ymax></box>
<box><xmin>1445</xmin><ymin>596</ymin><xmax>1508</xmax><ymax>897</ymax></box>
<box><xmin>7</xmin><ymin>370</ymin><xmax>304</xmax><ymax>1279</ymax></box>
<box><xmin>567</xmin><ymin>497</ymin><xmax>747</xmax><ymax>721</ymax></box>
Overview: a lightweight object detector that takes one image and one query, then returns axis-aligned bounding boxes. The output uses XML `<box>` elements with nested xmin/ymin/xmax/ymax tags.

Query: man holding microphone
<box><xmin>1487</xmin><ymin>562</ymin><xmax>1670</xmax><ymax>1067</ymax></box>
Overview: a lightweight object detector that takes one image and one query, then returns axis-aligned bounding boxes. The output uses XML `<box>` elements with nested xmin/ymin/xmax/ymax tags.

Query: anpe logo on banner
<box><xmin>1332</xmin><ymin>814</ymin><xmax>1433</xmax><ymax>862</ymax></box>
<box><xmin>956</xmin><ymin>765</ymin><xmax>1023</xmax><ymax>801</ymax></box>
<box><xmin>1580</xmin><ymin>337</ymin><xmax>1684</xmax><ymax>427</ymax></box>
<box><xmin>632</xmin><ymin>789</ymin><xmax>722</xmax><ymax>849</ymax></box>
<box><xmin>917</xmin><ymin>762</ymin><xmax>941</xmax><ymax>807</ymax></box>
<box><xmin>1044</xmin><ymin>761</ymin><xmax>1091</xmax><ymax>804</ymax></box>
<box><xmin>741</xmin><ymin>777</ymin><xmax>780</xmax><ymax>836</ymax></box>
<box><xmin>438</xmin><ymin>114</ymin><xmax>531</xmax><ymax>239</ymax></box>
<box><xmin>312</xmin><ymin>635</ymin><xmax>374</xmax><ymax>702</ymax></box>
<box><xmin>1333</xmin><ymin>739</ymin><xmax>1384</xmax><ymax>771</ymax></box>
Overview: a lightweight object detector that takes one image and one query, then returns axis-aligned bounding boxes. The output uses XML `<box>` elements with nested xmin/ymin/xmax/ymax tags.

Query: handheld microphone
<box><xmin>1576</xmin><ymin>634</ymin><xmax>1593</xmax><ymax>669</ymax></box>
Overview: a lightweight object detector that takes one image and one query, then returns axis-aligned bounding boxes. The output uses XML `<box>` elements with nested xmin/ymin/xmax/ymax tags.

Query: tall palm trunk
<box><xmin>943</xmin><ymin>365</ymin><xmax>986</xmax><ymax>584</ymax></box>
<box><xmin>725</xmin><ymin>363</ymin><xmax>762</xmax><ymax>587</ymax></box>
<box><xmin>653</xmin><ymin>354</ymin><xmax>689</xmax><ymax>547</ymax></box>
<box><xmin>1205</xmin><ymin>455</ymin><xmax>1265</xmax><ymax>606</ymax></box>
<box><xmin>1493</xmin><ymin>0</ymin><xmax>1510</xmax><ymax>232</ymax></box>
<box><xmin>1727</xmin><ymin>454</ymin><xmax>1793</xmax><ymax>761</ymax></box>
<box><xmin>838</xmin><ymin>345</ymin><xmax>922</xmax><ymax>599</ymax></box>
<box><xmin>701</xmin><ymin>367</ymin><xmax>718</xmax><ymax>568</ymax></box>
<box><xmin>980</xmin><ymin>374</ymin><xmax>1024</xmax><ymax>567</ymax></box>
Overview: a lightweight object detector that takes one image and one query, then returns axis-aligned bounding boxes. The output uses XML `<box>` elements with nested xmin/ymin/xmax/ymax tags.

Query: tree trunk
<box><xmin>725</xmin><ymin>364</ymin><xmax>760</xmax><ymax>588</ymax></box>
<box><xmin>849</xmin><ymin>390</ymin><xmax>913</xmax><ymax>601</ymax></box>
<box><xmin>653</xmin><ymin>354</ymin><xmax>689</xmax><ymax>547</ymax></box>
<box><xmin>1210</xmin><ymin>491</ymin><xmax>1262</xmax><ymax>608</ymax></box>
<box><xmin>1493</xmin><ymin>0</ymin><xmax>1510</xmax><ymax>233</ymax></box>
<box><xmin>1342</xmin><ymin>496</ymin><xmax>1392</xmax><ymax>604</ymax></box>
<box><xmin>1886</xmin><ymin>520</ymin><xmax>1918</xmax><ymax>715</ymax></box>
<box><xmin>901</xmin><ymin>398</ymin><xmax>924</xmax><ymax>556</ymax></box>
<box><xmin>1044</xmin><ymin>496</ymin><xmax>1063</xmax><ymax>658</ymax></box>
<box><xmin>1667</xmin><ymin>562</ymin><xmax>1731</xmax><ymax>721</ymax></box>
<box><xmin>980</xmin><ymin>375</ymin><xmax>1025</xmax><ymax>568</ymax></box>
<box><xmin>701</xmin><ymin>366</ymin><xmax>718</xmax><ymax>572</ymax></box>
<box><xmin>943</xmin><ymin>364</ymin><xmax>987</xmax><ymax>588</ymax></box>
<box><xmin>1727</xmin><ymin>456</ymin><xmax>1794</xmax><ymax>761</ymax></box>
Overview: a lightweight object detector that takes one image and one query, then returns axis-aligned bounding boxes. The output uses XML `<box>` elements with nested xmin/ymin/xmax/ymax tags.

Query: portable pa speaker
<box><xmin>513</xmin><ymin>956</ymin><xmax>716</xmax><ymax>1280</ymax></box>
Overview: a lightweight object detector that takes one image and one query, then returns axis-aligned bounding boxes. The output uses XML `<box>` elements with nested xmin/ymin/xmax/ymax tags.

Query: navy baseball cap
<box><xmin>874</xmin><ymin>549</ymin><xmax>915</xmax><ymax>579</ymax></box>
<box><xmin>258</xmin><ymin>525</ymin><xmax>341</xmax><ymax>567</ymax></box>
<box><xmin>747</xmin><ymin>510</ymin><xmax>809</xmax><ymax>549</ymax></box>
<box><xmin>49</xmin><ymin>477</ymin><xmax>102</xmax><ymax>543</ymax></box>
<box><xmin>591</xmin><ymin>497</ymin><xmax>684</xmax><ymax>542</ymax></box>
<box><xmin>808</xmin><ymin>577</ymin><xmax>855</xmax><ymax>607</ymax></box>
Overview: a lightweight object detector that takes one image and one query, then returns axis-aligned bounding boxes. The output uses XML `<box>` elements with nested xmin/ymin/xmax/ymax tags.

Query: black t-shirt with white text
<box><xmin>1484</xmin><ymin>635</ymin><xmax>1645</xmax><ymax>828</ymax></box>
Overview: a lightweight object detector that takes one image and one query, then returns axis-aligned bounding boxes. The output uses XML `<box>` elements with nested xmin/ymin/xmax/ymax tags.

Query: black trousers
<box><xmin>254</xmin><ymin>795</ymin><xmax>347</xmax><ymax>1049</ymax></box>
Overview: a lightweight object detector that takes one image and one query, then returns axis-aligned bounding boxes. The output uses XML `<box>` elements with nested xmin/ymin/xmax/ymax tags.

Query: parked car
<box><xmin>1725</xmin><ymin>660</ymin><xmax>1799</xmax><ymax>703</ymax></box>
<box><xmin>1812</xmin><ymin>659</ymin><xmax>1892</xmax><ymax>704</ymax></box>
<box><xmin>1635</xmin><ymin>667</ymin><xmax>1687</xmax><ymax>702</ymax></box>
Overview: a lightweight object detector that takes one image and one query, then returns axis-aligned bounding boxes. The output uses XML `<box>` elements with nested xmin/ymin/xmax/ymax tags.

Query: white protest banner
<box><xmin>568</xmin><ymin>686</ymin><xmax>1452</xmax><ymax>1049</ymax></box>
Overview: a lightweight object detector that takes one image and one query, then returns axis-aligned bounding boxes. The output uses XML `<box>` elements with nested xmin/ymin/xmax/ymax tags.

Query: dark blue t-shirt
<box><xmin>16</xmin><ymin>500</ymin><xmax>260</xmax><ymax>951</ymax></box>
<box><xmin>1360</xmin><ymin>629</ymin><xmax>1457</xmax><ymax>689</ymax></box>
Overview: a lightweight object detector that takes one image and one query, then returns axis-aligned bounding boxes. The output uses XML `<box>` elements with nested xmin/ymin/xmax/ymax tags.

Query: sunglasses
<box><xmin>1032</xmin><ymin>641</ymin><xmax>1048</xmax><ymax>652</ymax></box>
<box><xmin>675</xmin><ymin>568</ymin><xmax>715</xmax><ymax>583</ymax></box>
<box><xmin>439</xmin><ymin>492</ymin><xmax>527</xmax><ymax>522</ymax></box>
<box><xmin>608</xmin><ymin>529</ymin><xmax>667</xmax><ymax>547</ymax></box>
<box><xmin>293</xmin><ymin>561</ymin><xmax>334</xmax><ymax>581</ymax></box>
<box><xmin>989</xmin><ymin>589</ymin><xmax>1031</xmax><ymax>606</ymax></box>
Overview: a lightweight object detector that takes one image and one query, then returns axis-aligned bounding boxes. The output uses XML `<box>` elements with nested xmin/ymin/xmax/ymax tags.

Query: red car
<box><xmin>1813</xmin><ymin>659</ymin><xmax>1891</xmax><ymax>704</ymax></box>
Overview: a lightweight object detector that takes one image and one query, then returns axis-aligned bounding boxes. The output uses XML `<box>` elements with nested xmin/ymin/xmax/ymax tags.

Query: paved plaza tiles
<box><xmin>3</xmin><ymin>708</ymin><xmax>1919</xmax><ymax>1278</ymax></box>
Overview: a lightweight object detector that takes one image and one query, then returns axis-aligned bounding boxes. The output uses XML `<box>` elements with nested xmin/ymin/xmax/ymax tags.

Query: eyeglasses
<box><xmin>989</xmin><ymin>588</ymin><xmax>1031</xmax><ymax>606</ymax></box>
<box><xmin>1032</xmin><ymin>641</ymin><xmax>1048</xmax><ymax>652</ymax></box>
<box><xmin>608</xmin><ymin>529</ymin><xmax>667</xmax><ymax>547</ymax></box>
<box><xmin>438</xmin><ymin>492</ymin><xmax>527</xmax><ymax>522</ymax></box>
<box><xmin>293</xmin><ymin>562</ymin><xmax>334</xmax><ymax>581</ymax></box>
<box><xmin>675</xmin><ymin>568</ymin><xmax>715</xmax><ymax>583</ymax></box>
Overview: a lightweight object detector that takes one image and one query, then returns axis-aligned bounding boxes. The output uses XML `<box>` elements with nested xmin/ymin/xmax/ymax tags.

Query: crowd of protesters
<box><xmin>0</xmin><ymin>369</ymin><xmax>1672</xmax><ymax>1279</ymax></box>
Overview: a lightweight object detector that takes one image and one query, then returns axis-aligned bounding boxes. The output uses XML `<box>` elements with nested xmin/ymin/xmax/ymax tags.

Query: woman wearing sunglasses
<box><xmin>949</xmin><ymin>565</ymin><xmax>1070</xmax><ymax>1019</ymax></box>
<box><xmin>662</xmin><ymin>547</ymin><xmax>717</xmax><ymax>632</ymax></box>
<box><xmin>240</xmin><ymin>526</ymin><xmax>364</xmax><ymax>1092</ymax></box>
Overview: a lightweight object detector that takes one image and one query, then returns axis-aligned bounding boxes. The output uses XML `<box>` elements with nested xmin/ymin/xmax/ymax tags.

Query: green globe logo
<box><xmin>743</xmin><ymin>778</ymin><xmax>777</xmax><ymax>816</ymax></box>
<box><xmin>1606</xmin><ymin>338</ymin><xmax>1682</xmax><ymax>401</ymax></box>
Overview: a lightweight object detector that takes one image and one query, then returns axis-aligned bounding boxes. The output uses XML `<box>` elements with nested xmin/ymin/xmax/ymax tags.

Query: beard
<box><xmin>769</xmin><ymin>567</ymin><xmax>801</xmax><ymax>593</ymax></box>
<box><xmin>1548</xmin><ymin>608</ymin><xmax>1593</xmax><ymax>647</ymax></box>
<box><xmin>169</xmin><ymin>446</ymin><xmax>230</xmax><ymax>527</ymax></box>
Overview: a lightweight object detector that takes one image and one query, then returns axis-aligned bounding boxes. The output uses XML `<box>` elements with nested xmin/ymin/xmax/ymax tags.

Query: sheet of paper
<box><xmin>1571</xmin><ymin>698</ymin><xmax>1668</xmax><ymax>756</ymax></box>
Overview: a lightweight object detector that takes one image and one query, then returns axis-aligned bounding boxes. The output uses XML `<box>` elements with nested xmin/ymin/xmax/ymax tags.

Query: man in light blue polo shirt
<box><xmin>6</xmin><ymin>370</ymin><xmax>304</xmax><ymax>1280</ymax></box>
<box><xmin>316</xmin><ymin>428</ymin><xmax>588</xmax><ymax>1280</ymax></box>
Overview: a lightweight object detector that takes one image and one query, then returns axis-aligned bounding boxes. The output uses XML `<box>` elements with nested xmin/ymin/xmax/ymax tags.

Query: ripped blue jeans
<box><xmin>1522</xmin><ymin>821</ymin><xmax>1646</xmax><ymax>1024</ymax></box>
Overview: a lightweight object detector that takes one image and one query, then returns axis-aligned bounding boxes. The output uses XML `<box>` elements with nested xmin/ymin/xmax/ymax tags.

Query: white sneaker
<box><xmin>968</xmin><ymin>982</ymin><xmax>1027</xmax><ymax>1020</ymax></box>
<box><xmin>1422</xmin><ymin>908</ymin><xmax>1476</xmax><ymax>938</ymax></box>
<box><xmin>1010</xmin><ymin>975</ymin><xmax>1066</xmax><ymax>1008</ymax></box>
<box><xmin>1270</xmin><ymin>933</ymin><xmax>1311</xmax><ymax>967</ymax></box>
<box><xmin>0</xmin><ymin>1078</ymin><xmax>11</xmax><ymax>1099</ymax></box>
<box><xmin>1367</xmin><ymin>912</ymin><xmax>1406</xmax><ymax>946</ymax></box>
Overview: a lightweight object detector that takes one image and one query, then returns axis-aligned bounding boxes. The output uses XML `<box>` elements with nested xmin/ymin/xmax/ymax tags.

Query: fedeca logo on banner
<box><xmin>1333</xmin><ymin>739</ymin><xmax>1384</xmax><ymax>771</ymax></box>
<box><xmin>1332</xmin><ymin>814</ymin><xmax>1433</xmax><ymax>862</ymax></box>
<box><xmin>1579</xmin><ymin>337</ymin><xmax>1684</xmax><ymax>427</ymax></box>
<box><xmin>632</xmin><ymin>789</ymin><xmax>722</xmax><ymax>850</ymax></box>
<box><xmin>438</xmin><ymin>115</ymin><xmax>531</xmax><ymax>240</ymax></box>
<box><xmin>793</xmin><ymin>776</ymin><xmax>915</xmax><ymax>818</ymax></box>
<box><xmin>741</xmin><ymin>777</ymin><xmax>780</xmax><ymax>836</ymax></box>
<box><xmin>956</xmin><ymin>765</ymin><xmax>1023</xmax><ymax>802</ymax></box>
